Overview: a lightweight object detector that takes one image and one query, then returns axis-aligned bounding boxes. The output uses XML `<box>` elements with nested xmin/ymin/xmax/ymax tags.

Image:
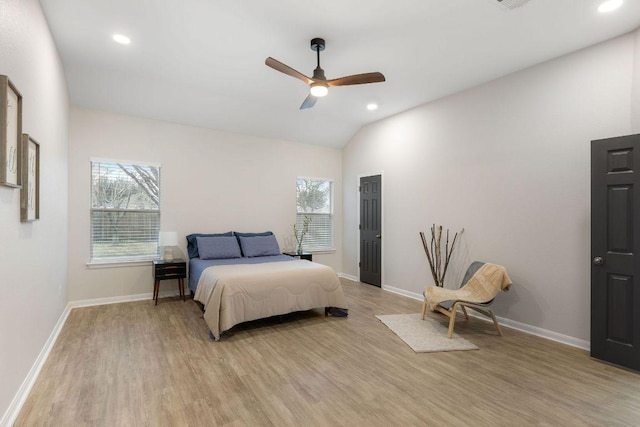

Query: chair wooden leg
<box><xmin>461</xmin><ymin>305</ymin><xmax>469</xmax><ymax>320</ymax></box>
<box><xmin>447</xmin><ymin>303</ymin><xmax>459</xmax><ymax>338</ymax></box>
<box><xmin>421</xmin><ymin>299</ymin><xmax>427</xmax><ymax>320</ymax></box>
<box><xmin>447</xmin><ymin>314</ymin><xmax>456</xmax><ymax>338</ymax></box>
<box><xmin>487</xmin><ymin>308</ymin><xmax>503</xmax><ymax>336</ymax></box>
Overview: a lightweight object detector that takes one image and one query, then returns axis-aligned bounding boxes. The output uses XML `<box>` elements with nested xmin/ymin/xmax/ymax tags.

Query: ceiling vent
<box><xmin>493</xmin><ymin>0</ymin><xmax>532</xmax><ymax>10</ymax></box>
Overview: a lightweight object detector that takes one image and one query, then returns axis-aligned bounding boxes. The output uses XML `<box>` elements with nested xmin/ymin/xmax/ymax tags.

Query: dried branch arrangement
<box><xmin>420</xmin><ymin>225</ymin><xmax>464</xmax><ymax>287</ymax></box>
<box><xmin>293</xmin><ymin>215</ymin><xmax>311</xmax><ymax>254</ymax></box>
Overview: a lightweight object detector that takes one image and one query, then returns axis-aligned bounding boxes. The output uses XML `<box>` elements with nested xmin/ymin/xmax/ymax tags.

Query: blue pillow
<box><xmin>186</xmin><ymin>232</ymin><xmax>232</xmax><ymax>258</ymax></box>
<box><xmin>233</xmin><ymin>231</ymin><xmax>273</xmax><ymax>256</ymax></box>
<box><xmin>233</xmin><ymin>231</ymin><xmax>273</xmax><ymax>237</ymax></box>
<box><xmin>196</xmin><ymin>236</ymin><xmax>242</xmax><ymax>260</ymax></box>
<box><xmin>238</xmin><ymin>235</ymin><xmax>281</xmax><ymax>258</ymax></box>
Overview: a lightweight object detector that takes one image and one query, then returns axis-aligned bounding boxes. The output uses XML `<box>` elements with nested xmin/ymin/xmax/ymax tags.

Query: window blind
<box><xmin>296</xmin><ymin>212</ymin><xmax>333</xmax><ymax>250</ymax></box>
<box><xmin>90</xmin><ymin>160</ymin><xmax>160</xmax><ymax>260</ymax></box>
<box><xmin>296</xmin><ymin>178</ymin><xmax>333</xmax><ymax>251</ymax></box>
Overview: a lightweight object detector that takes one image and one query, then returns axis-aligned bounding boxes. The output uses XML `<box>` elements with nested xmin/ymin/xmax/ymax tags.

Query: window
<box><xmin>90</xmin><ymin>159</ymin><xmax>160</xmax><ymax>261</ymax></box>
<box><xmin>296</xmin><ymin>178</ymin><xmax>333</xmax><ymax>251</ymax></box>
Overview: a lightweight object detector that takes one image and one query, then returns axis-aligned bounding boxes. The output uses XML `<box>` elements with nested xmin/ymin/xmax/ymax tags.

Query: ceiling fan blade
<box><xmin>327</xmin><ymin>72</ymin><xmax>386</xmax><ymax>87</ymax></box>
<box><xmin>265</xmin><ymin>57</ymin><xmax>313</xmax><ymax>85</ymax></box>
<box><xmin>300</xmin><ymin>94</ymin><xmax>318</xmax><ymax>110</ymax></box>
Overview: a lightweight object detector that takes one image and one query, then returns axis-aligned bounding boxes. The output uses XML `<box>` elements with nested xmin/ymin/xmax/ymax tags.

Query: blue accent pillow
<box><xmin>238</xmin><ymin>235</ymin><xmax>281</xmax><ymax>258</ymax></box>
<box><xmin>186</xmin><ymin>232</ymin><xmax>233</xmax><ymax>258</ymax></box>
<box><xmin>196</xmin><ymin>236</ymin><xmax>242</xmax><ymax>260</ymax></box>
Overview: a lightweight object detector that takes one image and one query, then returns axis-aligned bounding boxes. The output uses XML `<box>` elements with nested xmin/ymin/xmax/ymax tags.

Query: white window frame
<box><xmin>296</xmin><ymin>177</ymin><xmax>334</xmax><ymax>252</ymax></box>
<box><xmin>89</xmin><ymin>158</ymin><xmax>161</xmax><ymax>265</ymax></box>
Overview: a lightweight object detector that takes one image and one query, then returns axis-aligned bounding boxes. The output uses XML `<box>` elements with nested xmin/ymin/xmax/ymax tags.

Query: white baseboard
<box><xmin>67</xmin><ymin>289</ymin><xmax>182</xmax><ymax>309</ymax></box>
<box><xmin>381</xmin><ymin>283</ymin><xmax>589</xmax><ymax>351</ymax></box>
<box><xmin>0</xmin><ymin>305</ymin><xmax>71</xmax><ymax>427</ymax></box>
<box><xmin>338</xmin><ymin>272</ymin><xmax>359</xmax><ymax>282</ymax></box>
<box><xmin>0</xmin><ymin>289</ymin><xmax>184</xmax><ymax>427</ymax></box>
<box><xmin>490</xmin><ymin>315</ymin><xmax>589</xmax><ymax>351</ymax></box>
<box><xmin>382</xmin><ymin>284</ymin><xmax>423</xmax><ymax>301</ymax></box>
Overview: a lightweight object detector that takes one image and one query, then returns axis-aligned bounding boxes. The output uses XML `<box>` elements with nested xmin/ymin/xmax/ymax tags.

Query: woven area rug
<box><xmin>375</xmin><ymin>313</ymin><xmax>478</xmax><ymax>353</ymax></box>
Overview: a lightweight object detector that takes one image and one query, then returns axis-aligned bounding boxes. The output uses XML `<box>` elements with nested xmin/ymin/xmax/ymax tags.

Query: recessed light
<box><xmin>366</xmin><ymin>103</ymin><xmax>378</xmax><ymax>111</ymax></box>
<box><xmin>598</xmin><ymin>0</ymin><xmax>623</xmax><ymax>13</ymax></box>
<box><xmin>112</xmin><ymin>34</ymin><xmax>131</xmax><ymax>45</ymax></box>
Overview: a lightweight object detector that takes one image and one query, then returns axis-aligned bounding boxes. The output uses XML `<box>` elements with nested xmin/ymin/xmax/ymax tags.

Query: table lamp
<box><xmin>158</xmin><ymin>231</ymin><xmax>178</xmax><ymax>261</ymax></box>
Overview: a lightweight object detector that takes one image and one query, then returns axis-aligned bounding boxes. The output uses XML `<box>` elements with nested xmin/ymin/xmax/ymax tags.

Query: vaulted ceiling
<box><xmin>40</xmin><ymin>0</ymin><xmax>640</xmax><ymax>148</ymax></box>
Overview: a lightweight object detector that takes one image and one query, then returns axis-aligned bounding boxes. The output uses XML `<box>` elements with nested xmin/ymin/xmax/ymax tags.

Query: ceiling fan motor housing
<box><xmin>312</xmin><ymin>68</ymin><xmax>326</xmax><ymax>80</ymax></box>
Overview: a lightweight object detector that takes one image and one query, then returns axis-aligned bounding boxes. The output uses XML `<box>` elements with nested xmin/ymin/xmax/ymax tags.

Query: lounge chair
<box><xmin>421</xmin><ymin>261</ymin><xmax>512</xmax><ymax>338</ymax></box>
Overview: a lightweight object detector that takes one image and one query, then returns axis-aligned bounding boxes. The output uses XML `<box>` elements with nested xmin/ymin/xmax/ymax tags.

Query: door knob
<box><xmin>376</xmin><ymin>235</ymin><xmax>381</xmax><ymax>239</ymax></box>
<box><xmin>593</xmin><ymin>256</ymin><xmax>604</xmax><ymax>265</ymax></box>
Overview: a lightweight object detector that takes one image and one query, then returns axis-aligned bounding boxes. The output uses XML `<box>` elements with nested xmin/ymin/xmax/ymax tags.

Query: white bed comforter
<box><xmin>194</xmin><ymin>260</ymin><xmax>348</xmax><ymax>340</ymax></box>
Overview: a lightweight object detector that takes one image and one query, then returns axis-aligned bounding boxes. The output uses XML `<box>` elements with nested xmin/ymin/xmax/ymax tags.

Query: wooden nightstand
<box><xmin>283</xmin><ymin>252</ymin><xmax>313</xmax><ymax>262</ymax></box>
<box><xmin>152</xmin><ymin>259</ymin><xmax>186</xmax><ymax>305</ymax></box>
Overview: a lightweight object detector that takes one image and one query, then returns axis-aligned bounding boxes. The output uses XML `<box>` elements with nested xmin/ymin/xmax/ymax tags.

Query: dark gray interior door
<box><xmin>360</xmin><ymin>175</ymin><xmax>381</xmax><ymax>287</ymax></box>
<box><xmin>591</xmin><ymin>134</ymin><xmax>640</xmax><ymax>371</ymax></box>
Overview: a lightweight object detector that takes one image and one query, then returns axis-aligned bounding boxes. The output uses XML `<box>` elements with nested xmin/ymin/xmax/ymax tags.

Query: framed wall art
<box><xmin>21</xmin><ymin>134</ymin><xmax>39</xmax><ymax>222</ymax></box>
<box><xmin>0</xmin><ymin>75</ymin><xmax>23</xmax><ymax>188</ymax></box>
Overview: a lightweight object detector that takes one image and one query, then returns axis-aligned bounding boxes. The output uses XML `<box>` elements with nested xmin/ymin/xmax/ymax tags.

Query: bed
<box><xmin>186</xmin><ymin>231</ymin><xmax>348</xmax><ymax>340</ymax></box>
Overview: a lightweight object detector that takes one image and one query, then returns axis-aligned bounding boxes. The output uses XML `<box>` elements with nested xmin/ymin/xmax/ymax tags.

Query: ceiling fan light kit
<box><xmin>310</xmin><ymin>83</ymin><xmax>328</xmax><ymax>97</ymax></box>
<box><xmin>265</xmin><ymin>37</ymin><xmax>385</xmax><ymax>110</ymax></box>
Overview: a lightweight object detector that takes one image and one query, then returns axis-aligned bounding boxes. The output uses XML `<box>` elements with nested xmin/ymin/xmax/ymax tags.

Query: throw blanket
<box><xmin>194</xmin><ymin>260</ymin><xmax>348</xmax><ymax>340</ymax></box>
<box><xmin>424</xmin><ymin>263</ymin><xmax>512</xmax><ymax>311</ymax></box>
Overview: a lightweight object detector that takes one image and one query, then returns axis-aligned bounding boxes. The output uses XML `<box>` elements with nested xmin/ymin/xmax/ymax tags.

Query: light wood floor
<box><xmin>15</xmin><ymin>279</ymin><xmax>640</xmax><ymax>426</ymax></box>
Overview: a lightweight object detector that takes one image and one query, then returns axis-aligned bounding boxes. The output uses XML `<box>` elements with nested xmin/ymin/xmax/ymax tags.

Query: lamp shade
<box><xmin>158</xmin><ymin>231</ymin><xmax>178</xmax><ymax>247</ymax></box>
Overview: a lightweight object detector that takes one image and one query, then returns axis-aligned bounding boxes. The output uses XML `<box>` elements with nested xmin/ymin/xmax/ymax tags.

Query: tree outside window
<box><xmin>296</xmin><ymin>178</ymin><xmax>333</xmax><ymax>251</ymax></box>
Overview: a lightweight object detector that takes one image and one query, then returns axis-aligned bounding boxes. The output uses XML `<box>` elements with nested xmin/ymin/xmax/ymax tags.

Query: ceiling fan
<box><xmin>265</xmin><ymin>37</ymin><xmax>386</xmax><ymax>110</ymax></box>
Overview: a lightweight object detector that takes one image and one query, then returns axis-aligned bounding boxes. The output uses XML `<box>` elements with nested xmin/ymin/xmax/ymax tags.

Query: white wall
<box><xmin>0</xmin><ymin>0</ymin><xmax>69</xmax><ymax>422</ymax></box>
<box><xmin>68</xmin><ymin>107</ymin><xmax>342</xmax><ymax>301</ymax></box>
<box><xmin>343</xmin><ymin>33</ymin><xmax>637</xmax><ymax>342</ymax></box>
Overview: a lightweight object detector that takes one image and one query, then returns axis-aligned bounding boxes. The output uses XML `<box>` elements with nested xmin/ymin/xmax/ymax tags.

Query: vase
<box><xmin>296</xmin><ymin>241</ymin><xmax>303</xmax><ymax>255</ymax></box>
